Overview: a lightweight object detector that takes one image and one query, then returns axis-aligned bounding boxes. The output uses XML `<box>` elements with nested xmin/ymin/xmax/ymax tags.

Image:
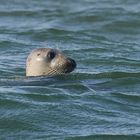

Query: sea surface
<box><xmin>0</xmin><ymin>0</ymin><xmax>140</xmax><ymax>139</ymax></box>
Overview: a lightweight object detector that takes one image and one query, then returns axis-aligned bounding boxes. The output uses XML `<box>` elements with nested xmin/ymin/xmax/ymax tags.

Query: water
<box><xmin>0</xmin><ymin>0</ymin><xmax>140</xmax><ymax>139</ymax></box>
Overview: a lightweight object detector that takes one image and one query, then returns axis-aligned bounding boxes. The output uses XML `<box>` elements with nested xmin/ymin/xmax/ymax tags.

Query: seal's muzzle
<box><xmin>65</xmin><ymin>58</ymin><xmax>76</xmax><ymax>73</ymax></box>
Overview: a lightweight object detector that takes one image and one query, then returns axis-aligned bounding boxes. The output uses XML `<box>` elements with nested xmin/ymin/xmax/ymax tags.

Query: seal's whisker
<box><xmin>45</xmin><ymin>65</ymin><xmax>66</xmax><ymax>76</ymax></box>
<box><xmin>47</xmin><ymin>68</ymin><xmax>59</xmax><ymax>76</ymax></box>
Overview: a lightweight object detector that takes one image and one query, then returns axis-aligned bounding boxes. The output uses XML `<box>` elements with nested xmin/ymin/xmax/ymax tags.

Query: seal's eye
<box><xmin>47</xmin><ymin>50</ymin><xmax>56</xmax><ymax>60</ymax></box>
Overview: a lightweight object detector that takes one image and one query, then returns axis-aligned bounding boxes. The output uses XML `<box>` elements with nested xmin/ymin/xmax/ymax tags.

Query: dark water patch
<box><xmin>0</xmin><ymin>119</ymin><xmax>38</xmax><ymax>131</ymax></box>
<box><xmin>0</xmin><ymin>98</ymin><xmax>29</xmax><ymax>109</ymax></box>
<box><xmin>67</xmin><ymin>134</ymin><xmax>140</xmax><ymax>140</ymax></box>
<box><xmin>0</xmin><ymin>76</ymin><xmax>53</xmax><ymax>86</ymax></box>
<box><xmin>112</xmin><ymin>92</ymin><xmax>140</xmax><ymax>107</ymax></box>
<box><xmin>0</xmin><ymin>10</ymin><xmax>42</xmax><ymax>17</ymax></box>
<box><xmin>72</xmin><ymin>72</ymin><xmax>140</xmax><ymax>79</ymax></box>
<box><xmin>104</xmin><ymin>20</ymin><xmax>140</xmax><ymax>34</ymax></box>
<box><xmin>26</xmin><ymin>28</ymin><xmax>100</xmax><ymax>43</ymax></box>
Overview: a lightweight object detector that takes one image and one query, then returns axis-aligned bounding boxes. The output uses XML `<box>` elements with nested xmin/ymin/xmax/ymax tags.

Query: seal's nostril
<box><xmin>71</xmin><ymin>59</ymin><xmax>76</xmax><ymax>68</ymax></box>
<box><xmin>68</xmin><ymin>58</ymin><xmax>76</xmax><ymax>68</ymax></box>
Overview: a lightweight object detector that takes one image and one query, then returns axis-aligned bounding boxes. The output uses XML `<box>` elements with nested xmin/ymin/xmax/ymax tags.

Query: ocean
<box><xmin>0</xmin><ymin>0</ymin><xmax>140</xmax><ymax>139</ymax></box>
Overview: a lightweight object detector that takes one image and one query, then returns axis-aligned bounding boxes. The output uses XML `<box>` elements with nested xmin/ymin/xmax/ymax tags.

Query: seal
<box><xmin>26</xmin><ymin>48</ymin><xmax>76</xmax><ymax>77</ymax></box>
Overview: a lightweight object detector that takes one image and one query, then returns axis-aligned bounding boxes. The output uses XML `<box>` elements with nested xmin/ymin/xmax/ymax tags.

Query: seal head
<box><xmin>26</xmin><ymin>48</ymin><xmax>76</xmax><ymax>77</ymax></box>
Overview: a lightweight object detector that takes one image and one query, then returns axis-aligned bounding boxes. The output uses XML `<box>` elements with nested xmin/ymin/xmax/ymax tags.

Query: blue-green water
<box><xmin>0</xmin><ymin>0</ymin><xmax>140</xmax><ymax>139</ymax></box>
